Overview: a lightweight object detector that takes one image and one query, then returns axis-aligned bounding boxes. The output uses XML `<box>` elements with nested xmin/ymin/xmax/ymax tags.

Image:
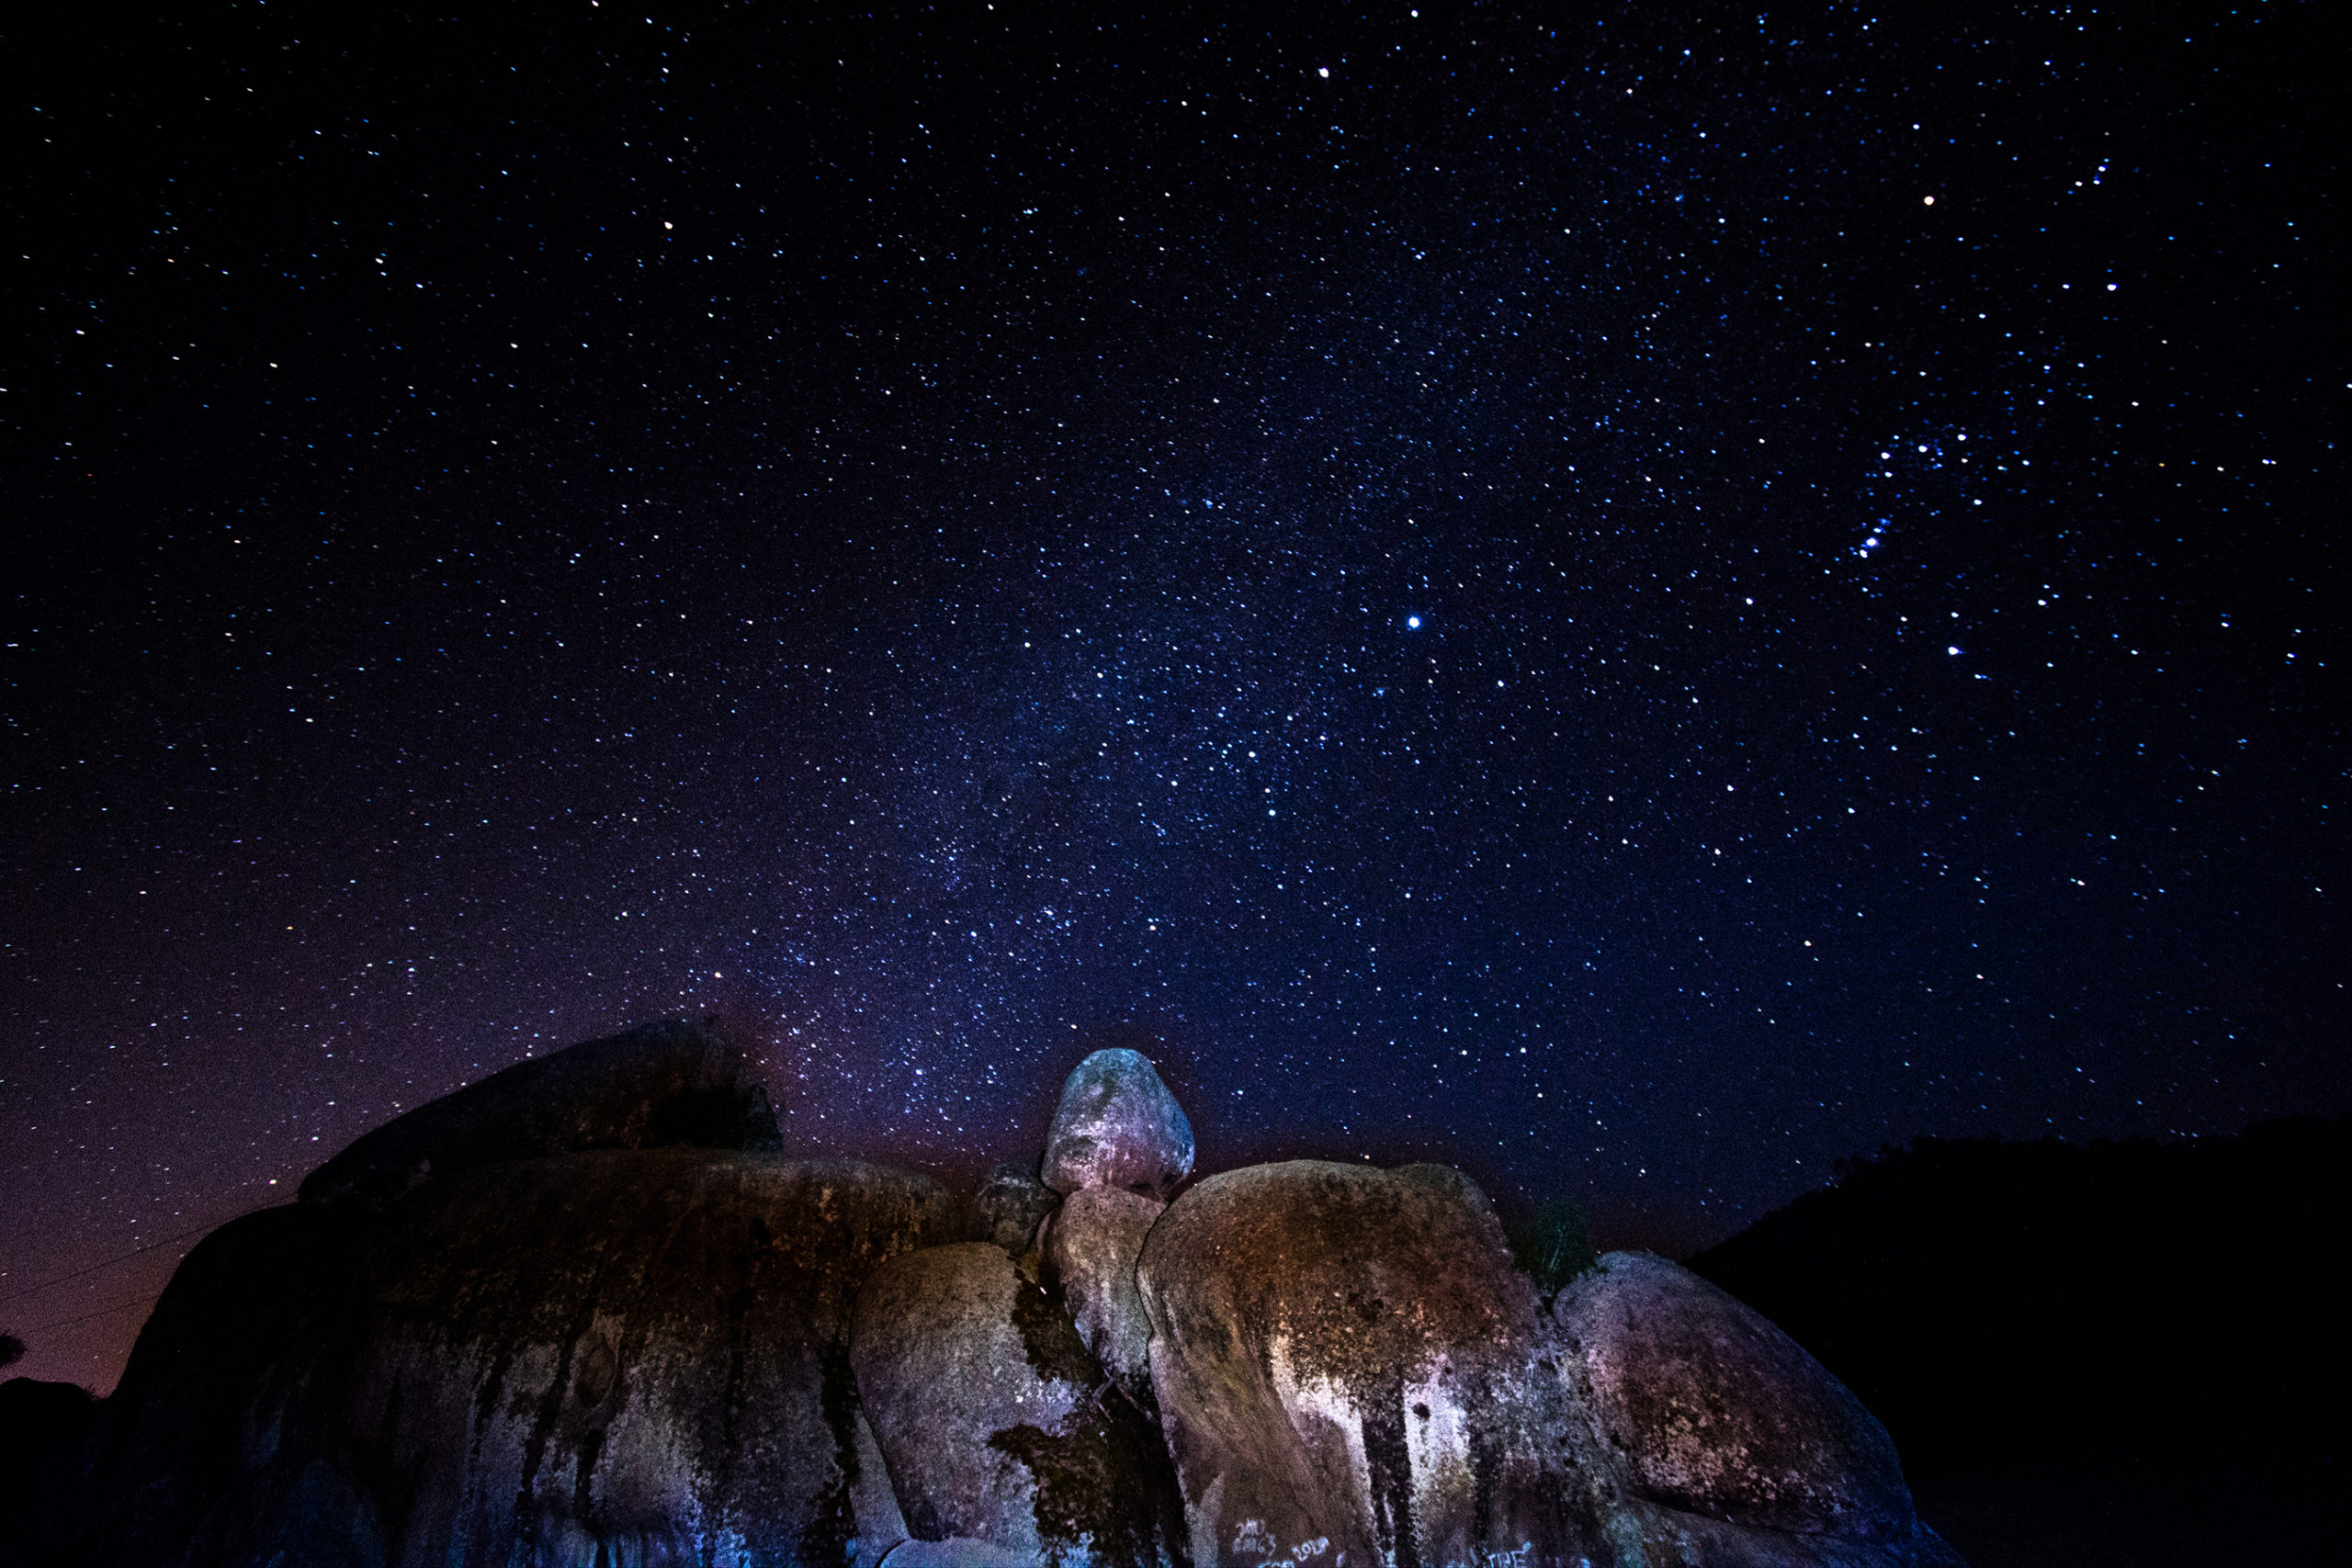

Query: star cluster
<box><xmin>3</xmin><ymin>2</ymin><xmax>2341</xmax><ymax>1389</ymax></box>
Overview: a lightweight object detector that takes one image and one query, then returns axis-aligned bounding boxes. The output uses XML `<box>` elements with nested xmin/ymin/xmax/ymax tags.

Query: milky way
<box><xmin>4</xmin><ymin>3</ymin><xmax>2341</xmax><ymax>1389</ymax></box>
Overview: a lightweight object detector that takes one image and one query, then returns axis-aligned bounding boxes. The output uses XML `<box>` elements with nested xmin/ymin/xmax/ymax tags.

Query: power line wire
<box><xmin>25</xmin><ymin>1292</ymin><xmax>166</xmax><ymax>1336</ymax></box>
<box><xmin>0</xmin><ymin>1205</ymin><xmax>278</xmax><ymax>1309</ymax></box>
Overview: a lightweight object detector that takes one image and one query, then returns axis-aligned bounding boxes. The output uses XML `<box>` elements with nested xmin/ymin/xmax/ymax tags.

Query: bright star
<box><xmin>1407</xmin><ymin>615</ymin><xmax>1422</xmax><ymax>629</ymax></box>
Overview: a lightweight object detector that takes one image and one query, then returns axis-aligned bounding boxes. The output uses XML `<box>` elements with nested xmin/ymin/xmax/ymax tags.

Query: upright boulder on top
<box><xmin>1552</xmin><ymin>1251</ymin><xmax>1961</xmax><ymax>1564</ymax></box>
<box><xmin>299</xmin><ymin>1016</ymin><xmax>780</xmax><ymax>1210</ymax></box>
<box><xmin>850</xmin><ymin>1242</ymin><xmax>1186</xmax><ymax>1568</ymax></box>
<box><xmin>1136</xmin><ymin>1160</ymin><xmax>1636</xmax><ymax>1568</ymax></box>
<box><xmin>1041</xmin><ymin>1048</ymin><xmax>1193</xmax><ymax>1200</ymax></box>
<box><xmin>22</xmin><ymin>1018</ymin><xmax>1966</xmax><ymax>1568</ymax></box>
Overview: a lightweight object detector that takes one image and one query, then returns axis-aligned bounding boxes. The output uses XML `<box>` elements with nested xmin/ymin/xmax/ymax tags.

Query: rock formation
<box><xmin>71</xmin><ymin>1201</ymin><xmax>372</xmax><ymax>1568</ymax></box>
<box><xmin>300</xmin><ymin>1014</ymin><xmax>781</xmax><ymax>1210</ymax></box>
<box><xmin>969</xmin><ymin>1161</ymin><xmax>1061</xmax><ymax>1255</ymax></box>
<box><xmin>334</xmin><ymin>1149</ymin><xmax>949</xmax><ymax>1566</ymax></box>
<box><xmin>851</xmin><ymin>1241</ymin><xmax>1185</xmax><ymax>1566</ymax></box>
<box><xmin>1137</xmin><ymin>1159</ymin><xmax>1636</xmax><ymax>1568</ymax></box>
<box><xmin>3</xmin><ymin>1019</ymin><xmax>1964</xmax><ymax>1568</ymax></box>
<box><xmin>1041</xmin><ymin>1048</ymin><xmax>1194</xmax><ymax>1200</ymax></box>
<box><xmin>1553</xmin><ymin>1253</ymin><xmax>1962</xmax><ymax>1566</ymax></box>
<box><xmin>1039</xmin><ymin>1186</ymin><xmax>1161</xmax><ymax>1398</ymax></box>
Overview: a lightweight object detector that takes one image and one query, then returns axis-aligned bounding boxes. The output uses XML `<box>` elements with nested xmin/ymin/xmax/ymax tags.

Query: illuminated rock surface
<box><xmin>1040</xmin><ymin>1048</ymin><xmax>1194</xmax><ymax>1200</ymax></box>
<box><xmin>1554</xmin><ymin>1253</ymin><xmax>1965</xmax><ymax>1567</ymax></box>
<box><xmin>6</xmin><ymin>1027</ymin><xmax>1964</xmax><ymax>1568</ymax></box>
<box><xmin>334</xmin><ymin>1148</ymin><xmax>947</xmax><ymax>1566</ymax></box>
<box><xmin>41</xmin><ymin>1147</ymin><xmax>953</xmax><ymax>1567</ymax></box>
<box><xmin>1136</xmin><ymin>1159</ymin><xmax>1634</xmax><ymax>1568</ymax></box>
<box><xmin>850</xmin><ymin>1241</ymin><xmax>1185</xmax><ymax>1567</ymax></box>
<box><xmin>1039</xmin><ymin>1186</ymin><xmax>1163</xmax><ymax>1398</ymax></box>
<box><xmin>1554</xmin><ymin>1252</ymin><xmax>1914</xmax><ymax>1538</ymax></box>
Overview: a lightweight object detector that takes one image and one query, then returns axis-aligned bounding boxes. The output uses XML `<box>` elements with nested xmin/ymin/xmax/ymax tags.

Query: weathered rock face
<box><xmin>850</xmin><ymin>1241</ymin><xmax>1186</xmax><ymax>1568</ymax></box>
<box><xmin>299</xmin><ymin>1016</ymin><xmax>781</xmax><ymax>1210</ymax></box>
<box><xmin>62</xmin><ymin>1148</ymin><xmax>954</xmax><ymax>1568</ymax></box>
<box><xmin>1553</xmin><ymin>1252</ymin><xmax>1966</xmax><ymax>1567</ymax></box>
<box><xmin>1041</xmin><ymin>1049</ymin><xmax>1194</xmax><ymax>1201</ymax></box>
<box><xmin>332</xmin><ymin>1149</ymin><xmax>949</xmax><ymax>1568</ymax></box>
<box><xmin>1136</xmin><ymin>1160</ymin><xmax>1636</xmax><ymax>1568</ymax></box>
<box><xmin>19</xmin><ymin>1024</ymin><xmax>1966</xmax><ymax>1568</ymax></box>
<box><xmin>969</xmin><ymin>1161</ymin><xmax>1061</xmax><ymax>1255</ymax></box>
<box><xmin>1038</xmin><ymin>1186</ymin><xmax>1162</xmax><ymax>1398</ymax></box>
<box><xmin>1554</xmin><ymin>1252</ymin><xmax>1912</xmax><ymax>1537</ymax></box>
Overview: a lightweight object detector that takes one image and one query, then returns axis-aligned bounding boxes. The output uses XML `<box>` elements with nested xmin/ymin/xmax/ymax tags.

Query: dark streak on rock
<box><xmin>987</xmin><ymin>1400</ymin><xmax>1190</xmax><ymax>1568</ymax></box>
<box><xmin>799</xmin><ymin>1341</ymin><xmax>864</xmax><ymax>1568</ymax></box>
<box><xmin>513</xmin><ymin>1258</ymin><xmax>606</xmax><ymax>1554</ymax></box>
<box><xmin>1012</xmin><ymin>1271</ymin><xmax>1103</xmax><ymax>1392</ymax></box>
<box><xmin>1361</xmin><ymin>1369</ymin><xmax>1417</xmax><ymax>1568</ymax></box>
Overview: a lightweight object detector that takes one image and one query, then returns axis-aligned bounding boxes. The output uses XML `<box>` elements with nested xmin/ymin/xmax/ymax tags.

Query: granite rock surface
<box><xmin>1039</xmin><ymin>1186</ymin><xmax>1164</xmax><ymax>1399</ymax></box>
<box><xmin>1136</xmin><ymin>1160</ymin><xmax>1637</xmax><ymax>1568</ymax></box>
<box><xmin>1041</xmin><ymin>1049</ymin><xmax>1194</xmax><ymax>1201</ymax></box>
<box><xmin>851</xmin><ymin>1241</ymin><xmax>1186</xmax><ymax>1568</ymax></box>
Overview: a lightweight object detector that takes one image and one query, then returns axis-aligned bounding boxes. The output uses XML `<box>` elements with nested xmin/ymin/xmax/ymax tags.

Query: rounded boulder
<box><xmin>1040</xmin><ymin>1048</ymin><xmax>1193</xmax><ymax>1200</ymax></box>
<box><xmin>299</xmin><ymin>1016</ymin><xmax>781</xmax><ymax>1210</ymax></box>
<box><xmin>1552</xmin><ymin>1251</ymin><xmax>1917</xmax><ymax>1540</ymax></box>
<box><xmin>1136</xmin><ymin>1161</ymin><xmax>1627</xmax><ymax>1568</ymax></box>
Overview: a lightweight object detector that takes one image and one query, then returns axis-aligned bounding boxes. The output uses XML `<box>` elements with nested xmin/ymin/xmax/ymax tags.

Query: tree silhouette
<box><xmin>0</xmin><ymin>1332</ymin><xmax>24</xmax><ymax>1371</ymax></box>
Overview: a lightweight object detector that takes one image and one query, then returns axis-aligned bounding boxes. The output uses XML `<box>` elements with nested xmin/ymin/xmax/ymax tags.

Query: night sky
<box><xmin>5</xmin><ymin>2</ymin><xmax>2342</xmax><ymax>1392</ymax></box>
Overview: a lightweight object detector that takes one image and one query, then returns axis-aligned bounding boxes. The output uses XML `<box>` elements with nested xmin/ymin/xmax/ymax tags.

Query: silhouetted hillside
<box><xmin>1690</xmin><ymin>1115</ymin><xmax>2352</xmax><ymax>1474</ymax></box>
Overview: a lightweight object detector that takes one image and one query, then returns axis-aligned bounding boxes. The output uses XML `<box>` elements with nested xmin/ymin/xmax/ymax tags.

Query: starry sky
<box><xmin>4</xmin><ymin>1</ymin><xmax>2343</xmax><ymax>1391</ymax></box>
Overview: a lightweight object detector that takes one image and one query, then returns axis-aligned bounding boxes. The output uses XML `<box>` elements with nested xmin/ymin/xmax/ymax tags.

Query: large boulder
<box><xmin>330</xmin><ymin>1149</ymin><xmax>947</xmax><ymax>1567</ymax></box>
<box><xmin>1553</xmin><ymin>1252</ymin><xmax>1964</xmax><ymax>1566</ymax></box>
<box><xmin>969</xmin><ymin>1162</ymin><xmax>1061</xmax><ymax>1255</ymax></box>
<box><xmin>1038</xmin><ymin>1187</ymin><xmax>1162</xmax><ymax>1398</ymax></box>
<box><xmin>65</xmin><ymin>1149</ymin><xmax>954</xmax><ymax>1568</ymax></box>
<box><xmin>1041</xmin><ymin>1049</ymin><xmax>1193</xmax><ymax>1200</ymax></box>
<box><xmin>1136</xmin><ymin>1161</ymin><xmax>1637</xmax><ymax>1568</ymax></box>
<box><xmin>299</xmin><ymin>1016</ymin><xmax>781</xmax><ymax>1210</ymax></box>
<box><xmin>851</xmin><ymin>1241</ymin><xmax>1186</xmax><ymax>1568</ymax></box>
